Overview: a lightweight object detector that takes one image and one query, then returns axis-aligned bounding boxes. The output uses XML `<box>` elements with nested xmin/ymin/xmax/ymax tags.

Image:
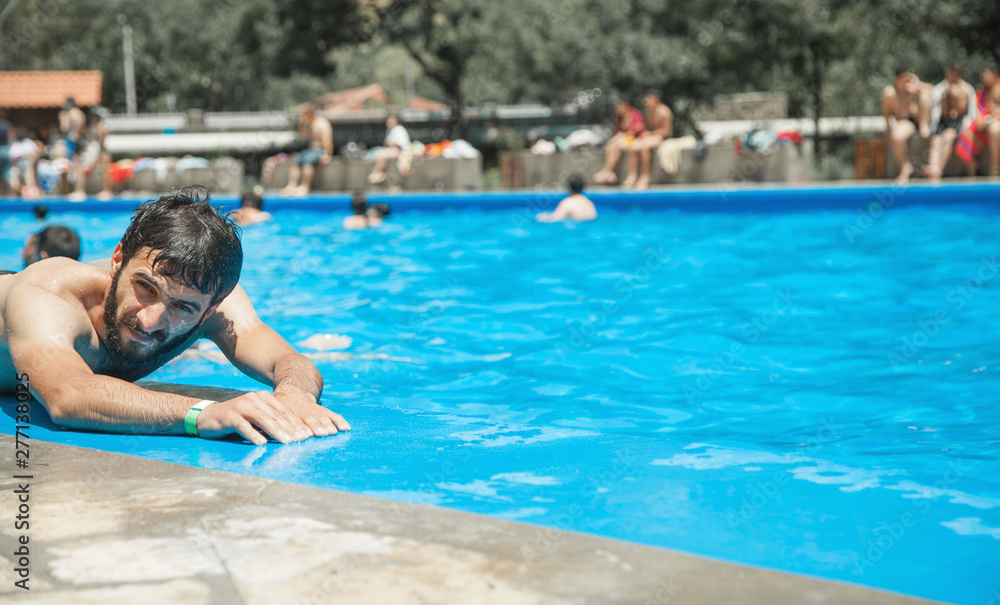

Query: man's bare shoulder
<box><xmin>2</xmin><ymin>259</ymin><xmax>105</xmax><ymax>341</ymax></box>
<box><xmin>314</xmin><ymin>116</ymin><xmax>333</xmax><ymax>133</ymax></box>
<box><xmin>6</xmin><ymin>259</ymin><xmax>108</xmax><ymax>315</ymax></box>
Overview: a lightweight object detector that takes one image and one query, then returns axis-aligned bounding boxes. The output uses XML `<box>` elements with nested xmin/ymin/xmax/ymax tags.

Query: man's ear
<box><xmin>110</xmin><ymin>242</ymin><xmax>124</xmax><ymax>273</ymax></box>
<box><xmin>203</xmin><ymin>306</ymin><xmax>218</xmax><ymax>322</ymax></box>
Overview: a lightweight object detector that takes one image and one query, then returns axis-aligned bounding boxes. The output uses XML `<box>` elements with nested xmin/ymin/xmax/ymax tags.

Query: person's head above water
<box><xmin>567</xmin><ymin>174</ymin><xmax>585</xmax><ymax>195</ymax></box>
<box><xmin>103</xmin><ymin>186</ymin><xmax>243</xmax><ymax>364</ymax></box>
<box><xmin>369</xmin><ymin>203</ymin><xmax>391</xmax><ymax>219</ymax></box>
<box><xmin>241</xmin><ymin>191</ymin><xmax>263</xmax><ymax>211</ymax></box>
<box><xmin>351</xmin><ymin>191</ymin><xmax>368</xmax><ymax>216</ymax></box>
<box><xmin>23</xmin><ymin>225</ymin><xmax>81</xmax><ymax>267</ymax></box>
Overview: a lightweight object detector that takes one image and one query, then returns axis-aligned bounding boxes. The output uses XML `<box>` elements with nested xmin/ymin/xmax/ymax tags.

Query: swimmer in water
<box><xmin>231</xmin><ymin>191</ymin><xmax>272</xmax><ymax>226</ymax></box>
<box><xmin>537</xmin><ymin>174</ymin><xmax>597</xmax><ymax>222</ymax></box>
<box><xmin>0</xmin><ymin>186</ymin><xmax>349</xmax><ymax>445</ymax></box>
<box><xmin>22</xmin><ymin>224</ymin><xmax>82</xmax><ymax>267</ymax></box>
<box><xmin>343</xmin><ymin>192</ymin><xmax>391</xmax><ymax>229</ymax></box>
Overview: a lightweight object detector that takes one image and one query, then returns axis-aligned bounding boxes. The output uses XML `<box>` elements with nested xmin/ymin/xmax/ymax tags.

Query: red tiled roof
<box><xmin>0</xmin><ymin>71</ymin><xmax>103</xmax><ymax>109</ymax></box>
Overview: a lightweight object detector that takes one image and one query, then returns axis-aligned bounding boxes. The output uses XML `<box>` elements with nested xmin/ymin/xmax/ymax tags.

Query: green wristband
<box><xmin>184</xmin><ymin>400</ymin><xmax>218</xmax><ymax>437</ymax></box>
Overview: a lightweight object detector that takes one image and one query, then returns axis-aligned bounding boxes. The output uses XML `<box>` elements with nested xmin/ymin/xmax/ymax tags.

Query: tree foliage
<box><xmin>2</xmin><ymin>0</ymin><xmax>996</xmax><ymax>126</ymax></box>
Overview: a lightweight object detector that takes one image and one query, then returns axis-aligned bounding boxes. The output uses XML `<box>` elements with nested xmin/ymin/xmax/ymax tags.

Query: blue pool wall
<box><xmin>1</xmin><ymin>182</ymin><xmax>997</xmax><ymax>215</ymax></box>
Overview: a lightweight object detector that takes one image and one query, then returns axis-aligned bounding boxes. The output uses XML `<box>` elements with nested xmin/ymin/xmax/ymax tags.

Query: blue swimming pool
<box><xmin>2</xmin><ymin>186</ymin><xmax>999</xmax><ymax>603</ymax></box>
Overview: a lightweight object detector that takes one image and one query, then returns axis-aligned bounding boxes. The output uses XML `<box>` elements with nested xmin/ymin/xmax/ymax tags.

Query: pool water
<box><xmin>2</xmin><ymin>200</ymin><xmax>999</xmax><ymax>603</ymax></box>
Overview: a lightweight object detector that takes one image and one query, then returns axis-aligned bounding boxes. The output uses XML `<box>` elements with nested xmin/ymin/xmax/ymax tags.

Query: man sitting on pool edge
<box><xmin>0</xmin><ymin>186</ymin><xmax>349</xmax><ymax>445</ymax></box>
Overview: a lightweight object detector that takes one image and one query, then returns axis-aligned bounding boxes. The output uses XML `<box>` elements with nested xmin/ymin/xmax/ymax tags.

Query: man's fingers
<box><xmin>233</xmin><ymin>418</ymin><xmax>268</xmax><ymax>446</ymax></box>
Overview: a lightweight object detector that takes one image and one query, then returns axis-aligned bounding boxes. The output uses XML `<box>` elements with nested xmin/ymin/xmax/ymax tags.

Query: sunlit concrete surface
<box><xmin>0</xmin><ymin>436</ymin><xmax>940</xmax><ymax>605</ymax></box>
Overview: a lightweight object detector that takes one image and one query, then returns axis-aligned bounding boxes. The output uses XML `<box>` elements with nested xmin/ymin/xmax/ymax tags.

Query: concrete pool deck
<box><xmin>0</xmin><ymin>436</ymin><xmax>938</xmax><ymax>604</ymax></box>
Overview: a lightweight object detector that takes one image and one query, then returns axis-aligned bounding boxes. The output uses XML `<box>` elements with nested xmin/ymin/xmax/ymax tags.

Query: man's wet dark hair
<box><xmin>33</xmin><ymin>205</ymin><xmax>48</xmax><ymax>220</ymax></box>
<box><xmin>241</xmin><ymin>191</ymin><xmax>263</xmax><ymax>210</ymax></box>
<box><xmin>119</xmin><ymin>186</ymin><xmax>242</xmax><ymax>305</ymax></box>
<box><xmin>351</xmin><ymin>191</ymin><xmax>367</xmax><ymax>215</ymax></box>
<box><xmin>36</xmin><ymin>225</ymin><xmax>81</xmax><ymax>261</ymax></box>
<box><xmin>567</xmin><ymin>174</ymin><xmax>585</xmax><ymax>195</ymax></box>
<box><xmin>370</xmin><ymin>203</ymin><xmax>391</xmax><ymax>218</ymax></box>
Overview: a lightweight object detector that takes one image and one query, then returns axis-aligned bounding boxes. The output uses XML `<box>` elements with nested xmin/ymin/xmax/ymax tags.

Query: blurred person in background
<box><xmin>368</xmin><ymin>114</ymin><xmax>412</xmax><ymax>184</ymax></box>
<box><xmin>924</xmin><ymin>65</ymin><xmax>977</xmax><ymax>181</ymax></box>
<box><xmin>956</xmin><ymin>65</ymin><xmax>1000</xmax><ymax>178</ymax></box>
<box><xmin>69</xmin><ymin>107</ymin><xmax>114</xmax><ymax>201</ymax></box>
<box><xmin>22</xmin><ymin>225</ymin><xmax>82</xmax><ymax>268</ymax></box>
<box><xmin>882</xmin><ymin>68</ymin><xmax>933</xmax><ymax>184</ymax></box>
<box><xmin>626</xmin><ymin>90</ymin><xmax>674</xmax><ymax>190</ymax></box>
<box><xmin>343</xmin><ymin>191</ymin><xmax>391</xmax><ymax>229</ymax></box>
<box><xmin>281</xmin><ymin>103</ymin><xmax>333</xmax><ymax>196</ymax></box>
<box><xmin>58</xmin><ymin>97</ymin><xmax>86</xmax><ymax>161</ymax></box>
<box><xmin>231</xmin><ymin>190</ymin><xmax>273</xmax><ymax>226</ymax></box>
<box><xmin>537</xmin><ymin>174</ymin><xmax>597</xmax><ymax>222</ymax></box>
<box><xmin>593</xmin><ymin>98</ymin><xmax>647</xmax><ymax>187</ymax></box>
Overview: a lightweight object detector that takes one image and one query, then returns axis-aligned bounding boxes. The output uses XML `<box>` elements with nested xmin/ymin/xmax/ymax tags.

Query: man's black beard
<box><xmin>102</xmin><ymin>267</ymin><xmax>203</xmax><ymax>366</ymax></box>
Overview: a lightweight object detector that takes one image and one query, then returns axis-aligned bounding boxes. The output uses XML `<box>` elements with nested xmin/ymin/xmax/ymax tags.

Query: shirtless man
<box><xmin>627</xmin><ymin>91</ymin><xmax>673</xmax><ymax>190</ymax></box>
<box><xmin>0</xmin><ymin>187</ymin><xmax>349</xmax><ymax>445</ymax></box>
<box><xmin>58</xmin><ymin>98</ymin><xmax>87</xmax><ymax>160</ymax></box>
<box><xmin>282</xmin><ymin>103</ymin><xmax>333</xmax><ymax>196</ymax></box>
<box><xmin>925</xmin><ymin>66</ymin><xmax>977</xmax><ymax>181</ymax></box>
<box><xmin>593</xmin><ymin>99</ymin><xmax>646</xmax><ymax>187</ymax></box>
<box><xmin>882</xmin><ymin>69</ymin><xmax>933</xmax><ymax>183</ymax></box>
<box><xmin>537</xmin><ymin>174</ymin><xmax>597</xmax><ymax>222</ymax></box>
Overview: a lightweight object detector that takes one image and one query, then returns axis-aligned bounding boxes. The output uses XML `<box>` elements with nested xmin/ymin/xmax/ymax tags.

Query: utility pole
<box><xmin>0</xmin><ymin>0</ymin><xmax>21</xmax><ymax>71</ymax></box>
<box><xmin>118</xmin><ymin>14</ymin><xmax>136</xmax><ymax>115</ymax></box>
<box><xmin>404</xmin><ymin>52</ymin><xmax>414</xmax><ymax>110</ymax></box>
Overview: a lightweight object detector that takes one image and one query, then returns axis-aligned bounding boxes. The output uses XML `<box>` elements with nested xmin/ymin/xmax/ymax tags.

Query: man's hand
<box><xmin>319</xmin><ymin>152</ymin><xmax>332</xmax><ymax>165</ymax></box>
<box><xmin>195</xmin><ymin>389</ymin><xmax>348</xmax><ymax>445</ymax></box>
<box><xmin>273</xmin><ymin>383</ymin><xmax>349</xmax><ymax>437</ymax></box>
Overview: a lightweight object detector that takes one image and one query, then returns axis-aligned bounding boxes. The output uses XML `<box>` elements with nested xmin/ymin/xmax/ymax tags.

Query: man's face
<box><xmin>103</xmin><ymin>248</ymin><xmax>216</xmax><ymax>364</ymax></box>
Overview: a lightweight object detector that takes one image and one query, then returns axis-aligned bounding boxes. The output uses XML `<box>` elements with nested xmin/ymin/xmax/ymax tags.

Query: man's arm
<box><xmin>656</xmin><ymin>107</ymin><xmax>673</xmax><ymax>139</ymax></box>
<box><xmin>204</xmin><ymin>285</ymin><xmax>349</xmax><ymax>438</ymax></box>
<box><xmin>6</xmin><ymin>279</ymin><xmax>320</xmax><ymax>445</ymax></box>
<box><xmin>320</xmin><ymin>120</ymin><xmax>334</xmax><ymax>158</ymax></box>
